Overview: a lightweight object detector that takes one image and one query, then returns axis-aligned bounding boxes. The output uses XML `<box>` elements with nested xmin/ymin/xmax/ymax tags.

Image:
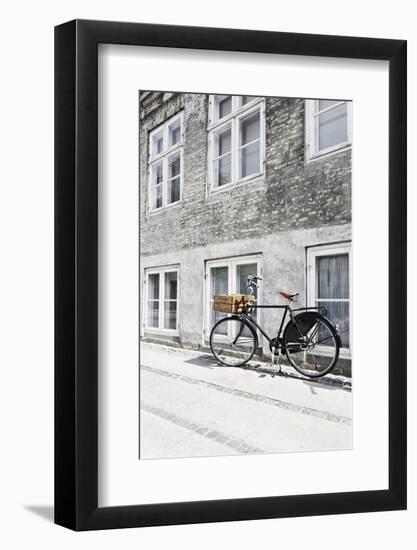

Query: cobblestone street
<box><xmin>140</xmin><ymin>342</ymin><xmax>352</xmax><ymax>459</ymax></box>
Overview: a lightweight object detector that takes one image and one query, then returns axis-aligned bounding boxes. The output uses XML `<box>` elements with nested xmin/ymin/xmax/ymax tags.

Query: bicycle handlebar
<box><xmin>247</xmin><ymin>274</ymin><xmax>262</xmax><ymax>289</ymax></box>
<box><xmin>247</xmin><ymin>274</ymin><xmax>262</xmax><ymax>281</ymax></box>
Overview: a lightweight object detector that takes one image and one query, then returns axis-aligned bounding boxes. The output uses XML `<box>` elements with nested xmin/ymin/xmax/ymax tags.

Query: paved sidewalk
<box><xmin>140</xmin><ymin>342</ymin><xmax>352</xmax><ymax>459</ymax></box>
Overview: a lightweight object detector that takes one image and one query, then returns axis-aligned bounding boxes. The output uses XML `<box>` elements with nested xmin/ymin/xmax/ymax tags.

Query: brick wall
<box><xmin>139</xmin><ymin>92</ymin><xmax>351</xmax><ymax>257</ymax></box>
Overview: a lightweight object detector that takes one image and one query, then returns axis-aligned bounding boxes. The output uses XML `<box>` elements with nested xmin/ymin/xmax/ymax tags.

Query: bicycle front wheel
<box><xmin>284</xmin><ymin>316</ymin><xmax>340</xmax><ymax>378</ymax></box>
<box><xmin>210</xmin><ymin>316</ymin><xmax>257</xmax><ymax>367</ymax></box>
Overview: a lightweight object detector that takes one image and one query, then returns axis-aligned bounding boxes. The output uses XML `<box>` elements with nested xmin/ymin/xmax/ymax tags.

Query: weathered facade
<box><xmin>139</xmin><ymin>91</ymin><xmax>352</xmax><ymax>373</ymax></box>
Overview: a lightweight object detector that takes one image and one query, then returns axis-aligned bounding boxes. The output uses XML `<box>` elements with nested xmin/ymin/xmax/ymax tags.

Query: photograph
<box><xmin>139</xmin><ymin>91</ymin><xmax>352</xmax><ymax>460</ymax></box>
<box><xmin>0</xmin><ymin>0</ymin><xmax>409</xmax><ymax>540</ymax></box>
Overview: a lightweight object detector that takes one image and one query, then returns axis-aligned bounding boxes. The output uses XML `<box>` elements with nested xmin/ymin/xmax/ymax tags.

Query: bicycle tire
<box><xmin>210</xmin><ymin>316</ymin><xmax>258</xmax><ymax>367</ymax></box>
<box><xmin>283</xmin><ymin>314</ymin><xmax>340</xmax><ymax>378</ymax></box>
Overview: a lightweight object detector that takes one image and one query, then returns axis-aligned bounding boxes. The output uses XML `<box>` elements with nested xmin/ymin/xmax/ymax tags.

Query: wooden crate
<box><xmin>213</xmin><ymin>294</ymin><xmax>255</xmax><ymax>313</ymax></box>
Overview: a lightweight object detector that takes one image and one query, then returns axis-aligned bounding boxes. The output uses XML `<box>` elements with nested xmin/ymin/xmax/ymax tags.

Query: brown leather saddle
<box><xmin>279</xmin><ymin>290</ymin><xmax>299</xmax><ymax>301</ymax></box>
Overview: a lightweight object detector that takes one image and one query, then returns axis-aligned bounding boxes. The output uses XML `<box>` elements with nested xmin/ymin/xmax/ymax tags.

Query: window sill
<box><xmin>144</xmin><ymin>327</ymin><xmax>179</xmax><ymax>337</ymax></box>
<box><xmin>149</xmin><ymin>200</ymin><xmax>182</xmax><ymax>216</ymax></box>
<box><xmin>209</xmin><ymin>173</ymin><xmax>264</xmax><ymax>196</ymax></box>
<box><xmin>305</xmin><ymin>143</ymin><xmax>351</xmax><ymax>164</ymax></box>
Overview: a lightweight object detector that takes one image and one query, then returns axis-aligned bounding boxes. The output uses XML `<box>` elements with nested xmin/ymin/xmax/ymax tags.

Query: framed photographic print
<box><xmin>54</xmin><ymin>20</ymin><xmax>407</xmax><ymax>530</ymax></box>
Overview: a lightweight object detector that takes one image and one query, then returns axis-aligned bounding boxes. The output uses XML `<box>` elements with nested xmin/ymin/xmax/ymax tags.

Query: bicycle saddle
<box><xmin>279</xmin><ymin>291</ymin><xmax>299</xmax><ymax>301</ymax></box>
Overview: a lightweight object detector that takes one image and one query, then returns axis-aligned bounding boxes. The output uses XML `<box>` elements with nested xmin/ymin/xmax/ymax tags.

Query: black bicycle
<box><xmin>209</xmin><ymin>274</ymin><xmax>341</xmax><ymax>378</ymax></box>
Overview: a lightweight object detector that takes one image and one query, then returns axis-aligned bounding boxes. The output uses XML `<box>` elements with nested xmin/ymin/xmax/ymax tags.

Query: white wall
<box><xmin>0</xmin><ymin>1</ymin><xmax>415</xmax><ymax>548</ymax></box>
<box><xmin>142</xmin><ymin>224</ymin><xmax>351</xmax><ymax>350</ymax></box>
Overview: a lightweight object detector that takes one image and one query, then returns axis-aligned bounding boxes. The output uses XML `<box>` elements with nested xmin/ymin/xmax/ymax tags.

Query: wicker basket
<box><xmin>213</xmin><ymin>294</ymin><xmax>256</xmax><ymax>313</ymax></box>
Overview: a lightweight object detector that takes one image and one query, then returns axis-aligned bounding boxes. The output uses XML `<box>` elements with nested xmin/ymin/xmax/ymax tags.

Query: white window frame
<box><xmin>207</xmin><ymin>96</ymin><xmax>265</xmax><ymax>192</ymax></box>
<box><xmin>144</xmin><ymin>266</ymin><xmax>180</xmax><ymax>335</ymax></box>
<box><xmin>307</xmin><ymin>243</ymin><xmax>352</xmax><ymax>354</ymax></box>
<box><xmin>148</xmin><ymin>112</ymin><xmax>184</xmax><ymax>212</ymax></box>
<box><xmin>305</xmin><ymin>99</ymin><xmax>352</xmax><ymax>162</ymax></box>
<box><xmin>204</xmin><ymin>254</ymin><xmax>262</xmax><ymax>340</ymax></box>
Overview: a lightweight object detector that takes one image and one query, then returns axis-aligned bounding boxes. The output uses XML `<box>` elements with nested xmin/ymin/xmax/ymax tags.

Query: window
<box><xmin>305</xmin><ymin>99</ymin><xmax>352</xmax><ymax>160</ymax></box>
<box><xmin>205</xmin><ymin>255</ymin><xmax>261</xmax><ymax>335</ymax></box>
<box><xmin>240</xmin><ymin>111</ymin><xmax>261</xmax><ymax>178</ymax></box>
<box><xmin>145</xmin><ymin>267</ymin><xmax>179</xmax><ymax>332</ymax></box>
<box><xmin>213</xmin><ymin>127</ymin><xmax>232</xmax><ymax>186</ymax></box>
<box><xmin>208</xmin><ymin>96</ymin><xmax>264</xmax><ymax>190</ymax></box>
<box><xmin>148</xmin><ymin>113</ymin><xmax>183</xmax><ymax>211</ymax></box>
<box><xmin>307</xmin><ymin>244</ymin><xmax>351</xmax><ymax>350</ymax></box>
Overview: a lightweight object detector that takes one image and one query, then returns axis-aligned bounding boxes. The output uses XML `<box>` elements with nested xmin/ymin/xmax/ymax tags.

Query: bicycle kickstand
<box><xmin>270</xmin><ymin>351</ymin><xmax>282</xmax><ymax>378</ymax></box>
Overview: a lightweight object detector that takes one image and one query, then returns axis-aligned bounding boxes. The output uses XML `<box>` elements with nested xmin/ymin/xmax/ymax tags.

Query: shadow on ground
<box><xmin>183</xmin><ymin>354</ymin><xmax>217</xmax><ymax>368</ymax></box>
<box><xmin>184</xmin><ymin>353</ymin><xmax>351</xmax><ymax>391</ymax></box>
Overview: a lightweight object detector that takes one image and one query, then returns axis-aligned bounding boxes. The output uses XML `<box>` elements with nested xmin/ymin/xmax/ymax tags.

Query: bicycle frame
<box><xmin>236</xmin><ymin>304</ymin><xmax>328</xmax><ymax>349</ymax></box>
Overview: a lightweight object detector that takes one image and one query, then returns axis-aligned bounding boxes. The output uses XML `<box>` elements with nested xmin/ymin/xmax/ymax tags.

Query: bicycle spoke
<box><xmin>284</xmin><ymin>316</ymin><xmax>339</xmax><ymax>378</ymax></box>
<box><xmin>307</xmin><ymin>322</ymin><xmax>320</xmax><ymax>343</ymax></box>
<box><xmin>315</xmin><ymin>334</ymin><xmax>337</xmax><ymax>346</ymax></box>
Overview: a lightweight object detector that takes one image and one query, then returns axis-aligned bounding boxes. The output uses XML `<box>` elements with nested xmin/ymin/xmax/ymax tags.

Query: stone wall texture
<box><xmin>139</xmin><ymin>92</ymin><xmax>351</xmax><ymax>256</ymax></box>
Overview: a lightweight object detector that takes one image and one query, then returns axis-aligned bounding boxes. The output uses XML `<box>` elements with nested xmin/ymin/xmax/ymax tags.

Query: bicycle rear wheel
<box><xmin>210</xmin><ymin>316</ymin><xmax>257</xmax><ymax>367</ymax></box>
<box><xmin>284</xmin><ymin>316</ymin><xmax>339</xmax><ymax>378</ymax></box>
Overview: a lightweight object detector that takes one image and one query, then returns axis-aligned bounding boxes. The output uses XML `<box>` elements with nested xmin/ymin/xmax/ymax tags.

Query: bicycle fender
<box><xmin>283</xmin><ymin>311</ymin><xmax>320</xmax><ymax>343</ymax></box>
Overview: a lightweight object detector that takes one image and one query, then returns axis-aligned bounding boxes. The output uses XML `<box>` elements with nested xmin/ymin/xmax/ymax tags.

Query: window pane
<box><xmin>317</xmin><ymin>254</ymin><xmax>349</xmax><ymax>299</ymax></box>
<box><xmin>169</xmin><ymin>153</ymin><xmax>181</xmax><ymax>178</ymax></box>
<box><xmin>237</xmin><ymin>263</ymin><xmax>258</xmax><ymax>327</ymax></box>
<box><xmin>212</xmin><ymin>310</ymin><xmax>227</xmax><ymax>332</ymax></box>
<box><xmin>169</xmin><ymin>120</ymin><xmax>181</xmax><ymax>146</ymax></box>
<box><xmin>148</xmin><ymin>273</ymin><xmax>160</xmax><ymax>299</ymax></box>
<box><xmin>241</xmin><ymin>141</ymin><xmax>260</xmax><ymax>178</ymax></box>
<box><xmin>318</xmin><ymin>301</ymin><xmax>349</xmax><ymax>348</ymax></box>
<box><xmin>236</xmin><ymin>263</ymin><xmax>258</xmax><ymax>297</ymax></box>
<box><xmin>151</xmin><ymin>163</ymin><xmax>163</xmax><ymax>208</ymax></box>
<box><xmin>151</xmin><ymin>184</ymin><xmax>163</xmax><ymax>209</ymax></box>
<box><xmin>217</xmin><ymin>127</ymin><xmax>231</xmax><ymax>156</ymax></box>
<box><xmin>318</xmin><ymin>99</ymin><xmax>340</xmax><ymax>111</ymax></box>
<box><xmin>241</xmin><ymin>95</ymin><xmax>258</xmax><ymax>106</ymax></box>
<box><xmin>218</xmin><ymin>96</ymin><xmax>232</xmax><ymax>119</ymax></box>
<box><xmin>164</xmin><ymin>272</ymin><xmax>177</xmax><ymax>300</ymax></box>
<box><xmin>214</xmin><ymin>127</ymin><xmax>232</xmax><ymax>187</ymax></box>
<box><xmin>318</xmin><ymin>103</ymin><xmax>348</xmax><ymax>150</ymax></box>
<box><xmin>217</xmin><ymin>155</ymin><xmax>232</xmax><ymax>186</ymax></box>
<box><xmin>211</xmin><ymin>266</ymin><xmax>228</xmax><ymax>295</ymax></box>
<box><xmin>147</xmin><ymin>301</ymin><xmax>159</xmax><ymax>328</ymax></box>
<box><xmin>240</xmin><ymin>112</ymin><xmax>260</xmax><ymax>145</ymax></box>
<box><xmin>152</xmin><ymin>162</ymin><xmax>163</xmax><ymax>186</ymax></box>
<box><xmin>152</xmin><ymin>130</ymin><xmax>163</xmax><ymax>155</ymax></box>
<box><xmin>164</xmin><ymin>301</ymin><xmax>177</xmax><ymax>330</ymax></box>
<box><xmin>167</xmin><ymin>177</ymin><xmax>180</xmax><ymax>203</ymax></box>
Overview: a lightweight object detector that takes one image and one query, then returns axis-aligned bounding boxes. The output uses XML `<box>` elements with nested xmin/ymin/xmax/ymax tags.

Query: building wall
<box><xmin>139</xmin><ymin>92</ymin><xmax>351</xmax><ymax>257</ymax></box>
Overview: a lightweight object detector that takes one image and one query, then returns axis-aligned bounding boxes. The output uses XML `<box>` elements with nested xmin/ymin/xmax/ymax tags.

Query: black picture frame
<box><xmin>55</xmin><ymin>19</ymin><xmax>407</xmax><ymax>531</ymax></box>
